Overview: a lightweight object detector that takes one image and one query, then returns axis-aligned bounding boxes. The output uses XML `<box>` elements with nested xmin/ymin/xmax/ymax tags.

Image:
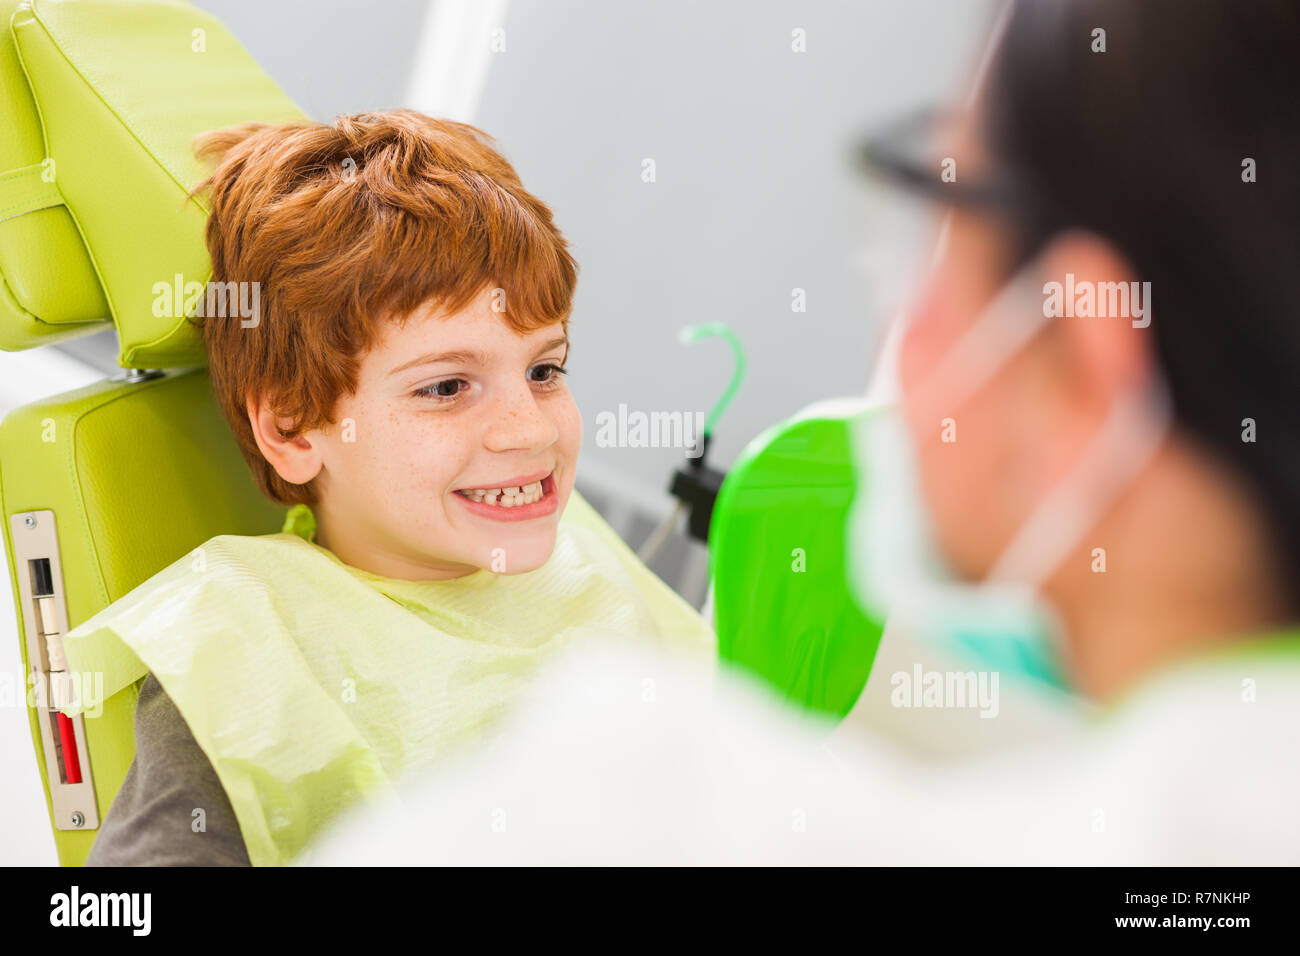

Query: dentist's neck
<box><xmin>1048</xmin><ymin>438</ymin><xmax>1292</xmax><ymax>703</ymax></box>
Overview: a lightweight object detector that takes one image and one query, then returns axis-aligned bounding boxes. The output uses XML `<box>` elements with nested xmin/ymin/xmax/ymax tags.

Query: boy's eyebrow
<box><xmin>388</xmin><ymin>337</ymin><xmax>569</xmax><ymax>377</ymax></box>
<box><xmin>535</xmin><ymin>336</ymin><xmax>570</xmax><ymax>361</ymax></box>
<box><xmin>389</xmin><ymin>349</ymin><xmax>490</xmax><ymax>376</ymax></box>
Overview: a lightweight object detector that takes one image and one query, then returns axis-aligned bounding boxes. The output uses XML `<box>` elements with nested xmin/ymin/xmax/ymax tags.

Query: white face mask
<box><xmin>844</xmin><ymin>250</ymin><xmax>1173</xmax><ymax>693</ymax></box>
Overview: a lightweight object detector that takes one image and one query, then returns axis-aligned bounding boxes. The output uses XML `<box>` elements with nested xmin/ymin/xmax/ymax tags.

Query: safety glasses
<box><xmin>853</xmin><ymin>106</ymin><xmax>1065</xmax><ymax>245</ymax></box>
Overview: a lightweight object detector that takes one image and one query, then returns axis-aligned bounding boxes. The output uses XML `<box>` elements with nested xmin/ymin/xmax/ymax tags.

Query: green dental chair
<box><xmin>0</xmin><ymin>0</ymin><xmax>306</xmax><ymax>866</ymax></box>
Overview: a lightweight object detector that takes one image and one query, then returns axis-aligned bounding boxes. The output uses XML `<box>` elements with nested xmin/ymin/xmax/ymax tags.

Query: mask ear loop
<box><xmin>905</xmin><ymin>254</ymin><xmax>1056</xmax><ymax>427</ymax></box>
<box><xmin>979</xmin><ymin>376</ymin><xmax>1171</xmax><ymax>696</ymax></box>
<box><xmin>903</xmin><ymin>244</ymin><xmax>1176</xmax><ymax>593</ymax></box>
<box><xmin>987</xmin><ymin>379</ymin><xmax>1173</xmax><ymax>588</ymax></box>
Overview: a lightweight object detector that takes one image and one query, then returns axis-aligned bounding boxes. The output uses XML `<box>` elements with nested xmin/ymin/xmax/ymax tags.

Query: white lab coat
<box><xmin>304</xmin><ymin>629</ymin><xmax>1300</xmax><ymax>866</ymax></box>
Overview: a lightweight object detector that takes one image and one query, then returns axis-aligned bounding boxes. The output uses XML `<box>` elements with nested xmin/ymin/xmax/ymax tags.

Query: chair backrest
<box><xmin>708</xmin><ymin>399</ymin><xmax>884</xmax><ymax>720</ymax></box>
<box><xmin>0</xmin><ymin>0</ymin><xmax>304</xmax><ymax>865</ymax></box>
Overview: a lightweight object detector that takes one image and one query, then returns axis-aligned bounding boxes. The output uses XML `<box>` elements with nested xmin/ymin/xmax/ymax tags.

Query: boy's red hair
<box><xmin>186</xmin><ymin>109</ymin><xmax>577</xmax><ymax>506</ymax></box>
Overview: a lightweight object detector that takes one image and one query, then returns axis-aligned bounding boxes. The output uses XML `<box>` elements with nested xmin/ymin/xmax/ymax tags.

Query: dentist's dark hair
<box><xmin>981</xmin><ymin>0</ymin><xmax>1300</xmax><ymax>598</ymax></box>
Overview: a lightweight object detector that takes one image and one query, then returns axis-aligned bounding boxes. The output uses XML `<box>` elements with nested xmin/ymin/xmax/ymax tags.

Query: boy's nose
<box><xmin>482</xmin><ymin>387</ymin><xmax>558</xmax><ymax>453</ymax></box>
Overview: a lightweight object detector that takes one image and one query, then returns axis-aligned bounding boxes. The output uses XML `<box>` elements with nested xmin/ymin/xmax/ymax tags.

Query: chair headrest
<box><xmin>0</xmin><ymin>0</ymin><xmax>305</xmax><ymax>368</ymax></box>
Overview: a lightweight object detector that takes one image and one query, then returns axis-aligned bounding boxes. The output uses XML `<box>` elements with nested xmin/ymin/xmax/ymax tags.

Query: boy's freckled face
<box><xmin>308</xmin><ymin>289</ymin><xmax>581</xmax><ymax>580</ymax></box>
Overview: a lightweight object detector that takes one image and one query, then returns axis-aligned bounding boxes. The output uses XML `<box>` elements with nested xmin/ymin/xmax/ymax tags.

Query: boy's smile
<box><xmin>453</xmin><ymin>470</ymin><xmax>561</xmax><ymax>520</ymax></box>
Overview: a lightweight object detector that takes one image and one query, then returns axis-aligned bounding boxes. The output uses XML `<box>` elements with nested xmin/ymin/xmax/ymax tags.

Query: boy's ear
<box><xmin>246</xmin><ymin>394</ymin><xmax>322</xmax><ymax>485</ymax></box>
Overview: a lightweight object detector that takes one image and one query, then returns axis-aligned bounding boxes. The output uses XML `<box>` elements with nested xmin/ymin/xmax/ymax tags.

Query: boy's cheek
<box><xmin>570</xmin><ymin>398</ymin><xmax>584</xmax><ymax>445</ymax></box>
<box><xmin>560</xmin><ymin>400</ymin><xmax>583</xmax><ymax>461</ymax></box>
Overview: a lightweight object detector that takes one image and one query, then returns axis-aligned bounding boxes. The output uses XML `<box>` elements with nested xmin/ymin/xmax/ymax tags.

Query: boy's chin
<box><xmin>473</xmin><ymin>531</ymin><xmax>558</xmax><ymax>575</ymax></box>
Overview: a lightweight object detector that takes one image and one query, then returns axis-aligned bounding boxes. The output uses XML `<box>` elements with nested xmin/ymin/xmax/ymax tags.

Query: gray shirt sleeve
<box><xmin>84</xmin><ymin>672</ymin><xmax>251</xmax><ymax>867</ymax></box>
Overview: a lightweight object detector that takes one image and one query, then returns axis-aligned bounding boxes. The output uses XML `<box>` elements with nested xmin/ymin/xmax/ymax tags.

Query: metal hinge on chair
<box><xmin>11</xmin><ymin>511</ymin><xmax>99</xmax><ymax>830</ymax></box>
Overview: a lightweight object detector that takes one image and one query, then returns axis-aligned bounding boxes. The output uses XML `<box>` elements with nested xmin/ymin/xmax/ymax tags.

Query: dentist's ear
<box><xmin>246</xmin><ymin>394</ymin><xmax>325</xmax><ymax>487</ymax></box>
<box><xmin>1032</xmin><ymin>230</ymin><xmax>1160</xmax><ymax>419</ymax></box>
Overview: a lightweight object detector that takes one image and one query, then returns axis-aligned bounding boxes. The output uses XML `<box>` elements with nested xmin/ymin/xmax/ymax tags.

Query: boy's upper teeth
<box><xmin>461</xmin><ymin>480</ymin><xmax>544</xmax><ymax>498</ymax></box>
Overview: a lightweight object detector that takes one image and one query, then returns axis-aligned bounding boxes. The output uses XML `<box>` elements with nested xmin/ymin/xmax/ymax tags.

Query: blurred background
<box><xmin>1</xmin><ymin>0</ymin><xmax>1001</xmax><ymax>864</ymax></box>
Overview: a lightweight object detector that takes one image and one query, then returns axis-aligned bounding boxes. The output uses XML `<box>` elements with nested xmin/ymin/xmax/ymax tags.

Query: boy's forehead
<box><xmin>389</xmin><ymin>305</ymin><xmax>565</xmax><ymax>345</ymax></box>
<box><xmin>370</xmin><ymin>306</ymin><xmax>567</xmax><ymax>374</ymax></box>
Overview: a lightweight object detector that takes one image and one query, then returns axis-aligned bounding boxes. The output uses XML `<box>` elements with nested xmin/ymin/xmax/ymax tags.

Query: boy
<box><xmin>69</xmin><ymin>110</ymin><xmax>714</xmax><ymax>866</ymax></box>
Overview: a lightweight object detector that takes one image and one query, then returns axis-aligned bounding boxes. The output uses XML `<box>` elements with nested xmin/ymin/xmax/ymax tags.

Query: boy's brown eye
<box><xmin>531</xmin><ymin>363</ymin><xmax>568</xmax><ymax>383</ymax></box>
<box><xmin>415</xmin><ymin>379</ymin><xmax>466</xmax><ymax>399</ymax></box>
